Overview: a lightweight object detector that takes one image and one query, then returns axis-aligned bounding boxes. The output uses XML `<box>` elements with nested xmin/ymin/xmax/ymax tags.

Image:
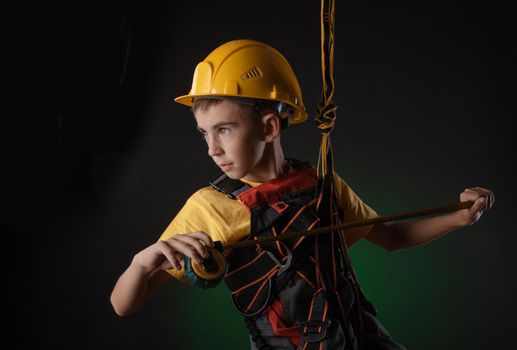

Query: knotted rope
<box><xmin>315</xmin><ymin>0</ymin><xmax>337</xmax><ymax>179</ymax></box>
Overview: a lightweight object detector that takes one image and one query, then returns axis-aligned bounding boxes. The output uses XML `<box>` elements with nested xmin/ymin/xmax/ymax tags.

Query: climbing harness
<box><xmin>183</xmin><ymin>159</ymin><xmax>473</xmax><ymax>350</ymax></box>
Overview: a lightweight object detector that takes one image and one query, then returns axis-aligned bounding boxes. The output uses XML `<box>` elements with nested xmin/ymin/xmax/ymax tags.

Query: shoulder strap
<box><xmin>209</xmin><ymin>174</ymin><xmax>251</xmax><ymax>200</ymax></box>
<box><xmin>209</xmin><ymin>158</ymin><xmax>312</xmax><ymax>199</ymax></box>
<box><xmin>285</xmin><ymin>157</ymin><xmax>312</xmax><ymax>170</ymax></box>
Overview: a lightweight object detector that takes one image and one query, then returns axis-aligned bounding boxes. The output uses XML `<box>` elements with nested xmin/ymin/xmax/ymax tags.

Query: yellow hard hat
<box><xmin>174</xmin><ymin>39</ymin><xmax>307</xmax><ymax>125</ymax></box>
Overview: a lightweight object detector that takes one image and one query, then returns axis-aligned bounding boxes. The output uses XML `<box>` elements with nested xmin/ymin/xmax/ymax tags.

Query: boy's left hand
<box><xmin>456</xmin><ymin>186</ymin><xmax>495</xmax><ymax>226</ymax></box>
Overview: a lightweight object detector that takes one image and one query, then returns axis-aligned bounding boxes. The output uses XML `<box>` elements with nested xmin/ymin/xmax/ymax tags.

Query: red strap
<box><xmin>237</xmin><ymin>167</ymin><xmax>317</xmax><ymax>209</ymax></box>
<box><xmin>267</xmin><ymin>299</ymin><xmax>301</xmax><ymax>348</ymax></box>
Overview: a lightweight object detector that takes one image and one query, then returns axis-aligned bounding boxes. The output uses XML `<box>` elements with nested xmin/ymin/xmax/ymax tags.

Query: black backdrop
<box><xmin>4</xmin><ymin>1</ymin><xmax>515</xmax><ymax>349</ymax></box>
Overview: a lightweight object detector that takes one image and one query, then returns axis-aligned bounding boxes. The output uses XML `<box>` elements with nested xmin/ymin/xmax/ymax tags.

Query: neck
<box><xmin>242</xmin><ymin>140</ymin><xmax>287</xmax><ymax>183</ymax></box>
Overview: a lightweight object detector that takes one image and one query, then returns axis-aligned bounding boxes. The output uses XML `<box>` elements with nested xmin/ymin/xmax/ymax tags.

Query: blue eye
<box><xmin>219</xmin><ymin>128</ymin><xmax>230</xmax><ymax>135</ymax></box>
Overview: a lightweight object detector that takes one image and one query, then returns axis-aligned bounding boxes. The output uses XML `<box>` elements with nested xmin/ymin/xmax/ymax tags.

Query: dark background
<box><xmin>4</xmin><ymin>1</ymin><xmax>514</xmax><ymax>349</ymax></box>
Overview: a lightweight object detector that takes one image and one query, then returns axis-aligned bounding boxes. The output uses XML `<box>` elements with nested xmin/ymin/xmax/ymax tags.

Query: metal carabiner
<box><xmin>264</xmin><ymin>241</ymin><xmax>293</xmax><ymax>276</ymax></box>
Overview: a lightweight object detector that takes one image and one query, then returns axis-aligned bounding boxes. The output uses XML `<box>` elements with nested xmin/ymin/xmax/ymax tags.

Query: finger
<box><xmin>470</xmin><ymin>188</ymin><xmax>495</xmax><ymax>210</ymax></box>
<box><xmin>157</xmin><ymin>241</ymin><xmax>182</xmax><ymax>269</ymax></box>
<box><xmin>482</xmin><ymin>189</ymin><xmax>495</xmax><ymax>209</ymax></box>
<box><xmin>159</xmin><ymin>253</ymin><xmax>183</xmax><ymax>270</ymax></box>
<box><xmin>169</xmin><ymin>237</ymin><xmax>205</xmax><ymax>264</ymax></box>
<box><xmin>174</xmin><ymin>234</ymin><xmax>210</xmax><ymax>259</ymax></box>
<box><xmin>189</xmin><ymin>231</ymin><xmax>215</xmax><ymax>248</ymax></box>
<box><xmin>178</xmin><ymin>232</ymin><xmax>213</xmax><ymax>252</ymax></box>
<box><xmin>467</xmin><ymin>187</ymin><xmax>492</xmax><ymax>198</ymax></box>
<box><xmin>489</xmin><ymin>191</ymin><xmax>495</xmax><ymax>209</ymax></box>
<box><xmin>164</xmin><ymin>248</ymin><xmax>182</xmax><ymax>270</ymax></box>
<box><xmin>469</xmin><ymin>197</ymin><xmax>485</xmax><ymax>215</ymax></box>
<box><xmin>175</xmin><ymin>253</ymin><xmax>186</xmax><ymax>268</ymax></box>
<box><xmin>165</xmin><ymin>252</ymin><xmax>186</xmax><ymax>270</ymax></box>
<box><xmin>464</xmin><ymin>188</ymin><xmax>483</xmax><ymax>197</ymax></box>
<box><xmin>461</xmin><ymin>191</ymin><xmax>482</xmax><ymax>202</ymax></box>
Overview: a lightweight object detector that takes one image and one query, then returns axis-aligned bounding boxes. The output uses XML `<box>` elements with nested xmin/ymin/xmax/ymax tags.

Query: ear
<box><xmin>261</xmin><ymin>113</ymin><xmax>281</xmax><ymax>142</ymax></box>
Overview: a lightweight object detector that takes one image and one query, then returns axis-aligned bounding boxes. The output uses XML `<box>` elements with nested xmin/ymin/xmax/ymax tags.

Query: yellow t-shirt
<box><xmin>159</xmin><ymin>170</ymin><xmax>379</xmax><ymax>283</ymax></box>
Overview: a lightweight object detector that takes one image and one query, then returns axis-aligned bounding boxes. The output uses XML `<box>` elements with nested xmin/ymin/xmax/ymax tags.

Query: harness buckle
<box><xmin>209</xmin><ymin>173</ymin><xmax>251</xmax><ymax>199</ymax></box>
<box><xmin>264</xmin><ymin>241</ymin><xmax>292</xmax><ymax>276</ymax></box>
<box><xmin>297</xmin><ymin>319</ymin><xmax>332</xmax><ymax>343</ymax></box>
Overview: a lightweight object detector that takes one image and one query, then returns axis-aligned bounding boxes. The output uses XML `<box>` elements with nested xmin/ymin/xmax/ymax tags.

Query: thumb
<box><xmin>469</xmin><ymin>197</ymin><xmax>485</xmax><ymax>214</ymax></box>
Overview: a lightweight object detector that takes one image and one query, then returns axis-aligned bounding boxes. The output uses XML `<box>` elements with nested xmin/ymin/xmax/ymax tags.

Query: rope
<box><xmin>223</xmin><ymin>201</ymin><xmax>473</xmax><ymax>250</ymax></box>
<box><xmin>315</xmin><ymin>0</ymin><xmax>337</xmax><ymax>178</ymax></box>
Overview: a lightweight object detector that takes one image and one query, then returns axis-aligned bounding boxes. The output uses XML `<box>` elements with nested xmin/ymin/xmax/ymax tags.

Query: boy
<box><xmin>110</xmin><ymin>39</ymin><xmax>494</xmax><ymax>350</ymax></box>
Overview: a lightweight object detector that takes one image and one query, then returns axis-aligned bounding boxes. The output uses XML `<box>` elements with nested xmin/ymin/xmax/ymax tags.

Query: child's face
<box><xmin>194</xmin><ymin>100</ymin><xmax>269</xmax><ymax>180</ymax></box>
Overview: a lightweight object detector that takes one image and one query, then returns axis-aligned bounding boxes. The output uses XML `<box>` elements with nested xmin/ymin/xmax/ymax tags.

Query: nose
<box><xmin>207</xmin><ymin>136</ymin><xmax>223</xmax><ymax>157</ymax></box>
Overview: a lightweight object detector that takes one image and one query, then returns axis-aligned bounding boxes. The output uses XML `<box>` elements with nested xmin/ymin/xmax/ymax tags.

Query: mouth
<box><xmin>218</xmin><ymin>163</ymin><xmax>233</xmax><ymax>171</ymax></box>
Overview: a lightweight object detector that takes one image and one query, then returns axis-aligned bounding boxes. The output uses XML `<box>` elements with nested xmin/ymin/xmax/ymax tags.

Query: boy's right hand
<box><xmin>133</xmin><ymin>232</ymin><xmax>214</xmax><ymax>272</ymax></box>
